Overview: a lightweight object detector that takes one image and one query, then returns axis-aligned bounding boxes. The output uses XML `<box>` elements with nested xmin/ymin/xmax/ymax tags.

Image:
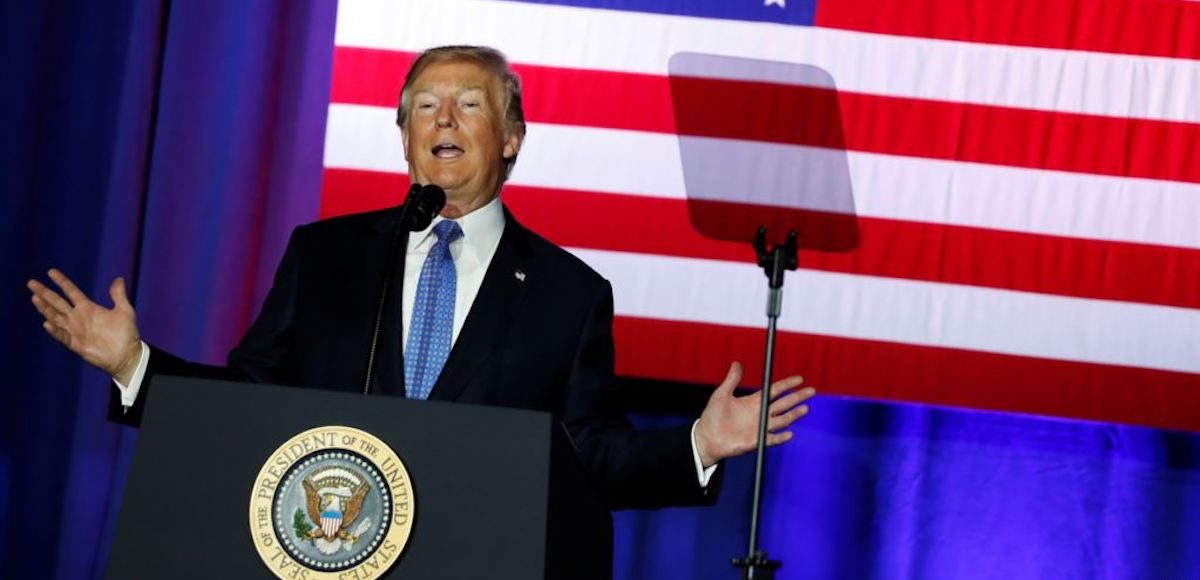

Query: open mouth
<box><xmin>432</xmin><ymin>143</ymin><xmax>464</xmax><ymax>158</ymax></box>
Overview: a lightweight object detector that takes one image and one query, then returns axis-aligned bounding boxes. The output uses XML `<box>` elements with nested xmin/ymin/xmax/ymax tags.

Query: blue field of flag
<box><xmin>504</xmin><ymin>0</ymin><xmax>817</xmax><ymax>26</ymax></box>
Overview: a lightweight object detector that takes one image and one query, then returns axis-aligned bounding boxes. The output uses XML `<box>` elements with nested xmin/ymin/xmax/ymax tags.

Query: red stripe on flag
<box><xmin>330</xmin><ymin>47</ymin><xmax>407</xmax><ymax>115</ymax></box>
<box><xmin>319</xmin><ymin>168</ymin><xmax>408</xmax><ymax>219</ymax></box>
<box><xmin>612</xmin><ymin>316</ymin><xmax>1200</xmax><ymax>433</ymax></box>
<box><xmin>816</xmin><ymin>0</ymin><xmax>1200</xmax><ymax>61</ymax></box>
<box><xmin>671</xmin><ymin>76</ymin><xmax>1200</xmax><ymax>185</ymax></box>
<box><xmin>333</xmin><ymin>47</ymin><xmax>1200</xmax><ymax>184</ymax></box>
<box><xmin>331</xmin><ymin>48</ymin><xmax>674</xmax><ymax>133</ymax></box>
<box><xmin>322</xmin><ymin>168</ymin><xmax>1200</xmax><ymax>310</ymax></box>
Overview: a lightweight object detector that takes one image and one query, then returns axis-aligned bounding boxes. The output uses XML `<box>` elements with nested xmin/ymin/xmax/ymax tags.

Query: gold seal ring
<box><xmin>249</xmin><ymin>426</ymin><xmax>414</xmax><ymax>579</ymax></box>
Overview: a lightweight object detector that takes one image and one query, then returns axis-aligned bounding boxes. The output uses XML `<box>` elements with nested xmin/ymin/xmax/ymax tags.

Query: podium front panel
<box><xmin>106</xmin><ymin>377</ymin><xmax>571</xmax><ymax>579</ymax></box>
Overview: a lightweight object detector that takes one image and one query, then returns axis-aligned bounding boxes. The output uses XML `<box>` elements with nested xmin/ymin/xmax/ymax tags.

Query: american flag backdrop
<box><xmin>321</xmin><ymin>0</ymin><xmax>1200</xmax><ymax>432</ymax></box>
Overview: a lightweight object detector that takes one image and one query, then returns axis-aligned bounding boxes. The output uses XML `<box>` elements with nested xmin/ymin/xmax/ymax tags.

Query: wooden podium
<box><xmin>106</xmin><ymin>376</ymin><xmax>613</xmax><ymax>579</ymax></box>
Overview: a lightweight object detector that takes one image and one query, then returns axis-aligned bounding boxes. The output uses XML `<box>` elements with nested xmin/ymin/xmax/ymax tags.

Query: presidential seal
<box><xmin>250</xmin><ymin>426</ymin><xmax>414</xmax><ymax>579</ymax></box>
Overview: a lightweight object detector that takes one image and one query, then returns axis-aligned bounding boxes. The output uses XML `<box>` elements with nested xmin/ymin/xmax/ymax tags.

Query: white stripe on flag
<box><xmin>571</xmin><ymin>248</ymin><xmax>1200</xmax><ymax>374</ymax></box>
<box><xmin>324</xmin><ymin>104</ymin><xmax>1200</xmax><ymax>250</ymax></box>
<box><xmin>335</xmin><ymin>0</ymin><xmax>1200</xmax><ymax>124</ymax></box>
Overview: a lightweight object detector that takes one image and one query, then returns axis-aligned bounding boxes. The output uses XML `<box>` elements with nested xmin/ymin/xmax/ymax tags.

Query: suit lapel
<box><xmin>429</xmin><ymin>212</ymin><xmax>530</xmax><ymax>402</ymax></box>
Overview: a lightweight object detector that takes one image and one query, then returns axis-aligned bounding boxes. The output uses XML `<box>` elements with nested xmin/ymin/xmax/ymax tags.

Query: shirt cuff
<box><xmin>690</xmin><ymin>419</ymin><xmax>718</xmax><ymax>487</ymax></box>
<box><xmin>113</xmin><ymin>341</ymin><xmax>150</xmax><ymax>408</ymax></box>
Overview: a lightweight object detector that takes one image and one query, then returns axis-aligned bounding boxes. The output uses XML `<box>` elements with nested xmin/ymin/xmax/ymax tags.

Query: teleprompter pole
<box><xmin>732</xmin><ymin>227</ymin><xmax>798</xmax><ymax>580</ymax></box>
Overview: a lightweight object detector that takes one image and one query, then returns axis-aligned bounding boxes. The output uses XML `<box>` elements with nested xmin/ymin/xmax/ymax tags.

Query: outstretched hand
<box><xmin>27</xmin><ymin>269</ymin><xmax>142</xmax><ymax>384</ymax></box>
<box><xmin>694</xmin><ymin>362</ymin><xmax>814</xmax><ymax>468</ymax></box>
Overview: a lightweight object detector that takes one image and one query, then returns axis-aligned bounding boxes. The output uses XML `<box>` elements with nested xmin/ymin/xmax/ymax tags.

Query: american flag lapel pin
<box><xmin>514</xmin><ymin>269</ymin><xmax>526</xmax><ymax>282</ymax></box>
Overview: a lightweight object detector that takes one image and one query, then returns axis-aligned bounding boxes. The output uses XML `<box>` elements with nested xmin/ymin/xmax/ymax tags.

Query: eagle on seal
<box><xmin>303</xmin><ymin>477</ymin><xmax>370</xmax><ymax>541</ymax></box>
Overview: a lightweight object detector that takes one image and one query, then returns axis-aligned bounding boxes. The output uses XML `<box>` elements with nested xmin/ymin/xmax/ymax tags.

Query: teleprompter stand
<box><xmin>731</xmin><ymin>227</ymin><xmax>799</xmax><ymax>580</ymax></box>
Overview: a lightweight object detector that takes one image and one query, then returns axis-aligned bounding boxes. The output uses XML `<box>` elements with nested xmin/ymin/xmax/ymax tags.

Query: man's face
<box><xmin>401</xmin><ymin>60</ymin><xmax>521</xmax><ymax>217</ymax></box>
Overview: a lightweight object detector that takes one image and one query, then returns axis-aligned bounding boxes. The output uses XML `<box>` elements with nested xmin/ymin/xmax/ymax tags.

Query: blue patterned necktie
<box><xmin>405</xmin><ymin>220</ymin><xmax>462</xmax><ymax>399</ymax></box>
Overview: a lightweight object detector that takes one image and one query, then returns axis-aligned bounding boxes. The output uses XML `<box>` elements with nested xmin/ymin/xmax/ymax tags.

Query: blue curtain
<box><xmin>3</xmin><ymin>2</ymin><xmax>1198</xmax><ymax>579</ymax></box>
<box><xmin>619</xmin><ymin>404</ymin><xmax>1200</xmax><ymax>580</ymax></box>
<box><xmin>759</xmin><ymin>399</ymin><xmax>1200</xmax><ymax>579</ymax></box>
<box><xmin>1</xmin><ymin>1</ymin><xmax>335</xmax><ymax>577</ymax></box>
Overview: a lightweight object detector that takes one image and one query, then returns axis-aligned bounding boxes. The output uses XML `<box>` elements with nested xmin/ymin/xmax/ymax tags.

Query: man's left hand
<box><xmin>694</xmin><ymin>362</ymin><xmax>815</xmax><ymax>468</ymax></box>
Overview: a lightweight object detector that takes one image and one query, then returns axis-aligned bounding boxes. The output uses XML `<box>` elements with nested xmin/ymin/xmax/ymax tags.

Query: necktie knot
<box><xmin>433</xmin><ymin>220</ymin><xmax>463</xmax><ymax>245</ymax></box>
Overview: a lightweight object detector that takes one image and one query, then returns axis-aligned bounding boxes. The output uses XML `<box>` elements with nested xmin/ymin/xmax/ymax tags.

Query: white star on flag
<box><xmin>765</xmin><ymin>0</ymin><xmax>785</xmax><ymax>7</ymax></box>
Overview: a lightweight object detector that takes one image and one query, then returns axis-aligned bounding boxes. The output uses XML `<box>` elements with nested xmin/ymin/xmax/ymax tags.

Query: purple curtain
<box><xmin>1</xmin><ymin>1</ymin><xmax>335</xmax><ymax>577</ymax></box>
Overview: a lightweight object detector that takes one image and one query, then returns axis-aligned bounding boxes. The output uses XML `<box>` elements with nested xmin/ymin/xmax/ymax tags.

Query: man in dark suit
<box><xmin>28</xmin><ymin>46</ymin><xmax>814</xmax><ymax>510</ymax></box>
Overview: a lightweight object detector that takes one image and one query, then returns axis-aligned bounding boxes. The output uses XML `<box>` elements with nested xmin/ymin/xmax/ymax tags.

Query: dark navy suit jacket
<box><xmin>110</xmin><ymin>203</ymin><xmax>720</xmax><ymax>509</ymax></box>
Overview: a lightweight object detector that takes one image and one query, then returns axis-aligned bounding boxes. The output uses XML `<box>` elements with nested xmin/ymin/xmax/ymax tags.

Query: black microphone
<box><xmin>400</xmin><ymin>184</ymin><xmax>447</xmax><ymax>232</ymax></box>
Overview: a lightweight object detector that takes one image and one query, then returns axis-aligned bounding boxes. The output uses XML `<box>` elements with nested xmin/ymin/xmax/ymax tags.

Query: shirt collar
<box><xmin>406</xmin><ymin>195</ymin><xmax>505</xmax><ymax>263</ymax></box>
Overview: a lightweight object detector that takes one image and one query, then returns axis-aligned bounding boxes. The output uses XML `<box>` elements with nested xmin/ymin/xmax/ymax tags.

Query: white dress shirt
<box><xmin>115</xmin><ymin>195</ymin><xmax>715</xmax><ymax>485</ymax></box>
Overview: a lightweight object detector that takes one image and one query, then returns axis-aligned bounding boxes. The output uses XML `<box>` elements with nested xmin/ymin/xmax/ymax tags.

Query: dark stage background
<box><xmin>2</xmin><ymin>2</ymin><xmax>1198</xmax><ymax>579</ymax></box>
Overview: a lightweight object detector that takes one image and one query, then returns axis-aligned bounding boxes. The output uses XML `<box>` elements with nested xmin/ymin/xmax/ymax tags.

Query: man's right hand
<box><xmin>27</xmin><ymin>269</ymin><xmax>143</xmax><ymax>385</ymax></box>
